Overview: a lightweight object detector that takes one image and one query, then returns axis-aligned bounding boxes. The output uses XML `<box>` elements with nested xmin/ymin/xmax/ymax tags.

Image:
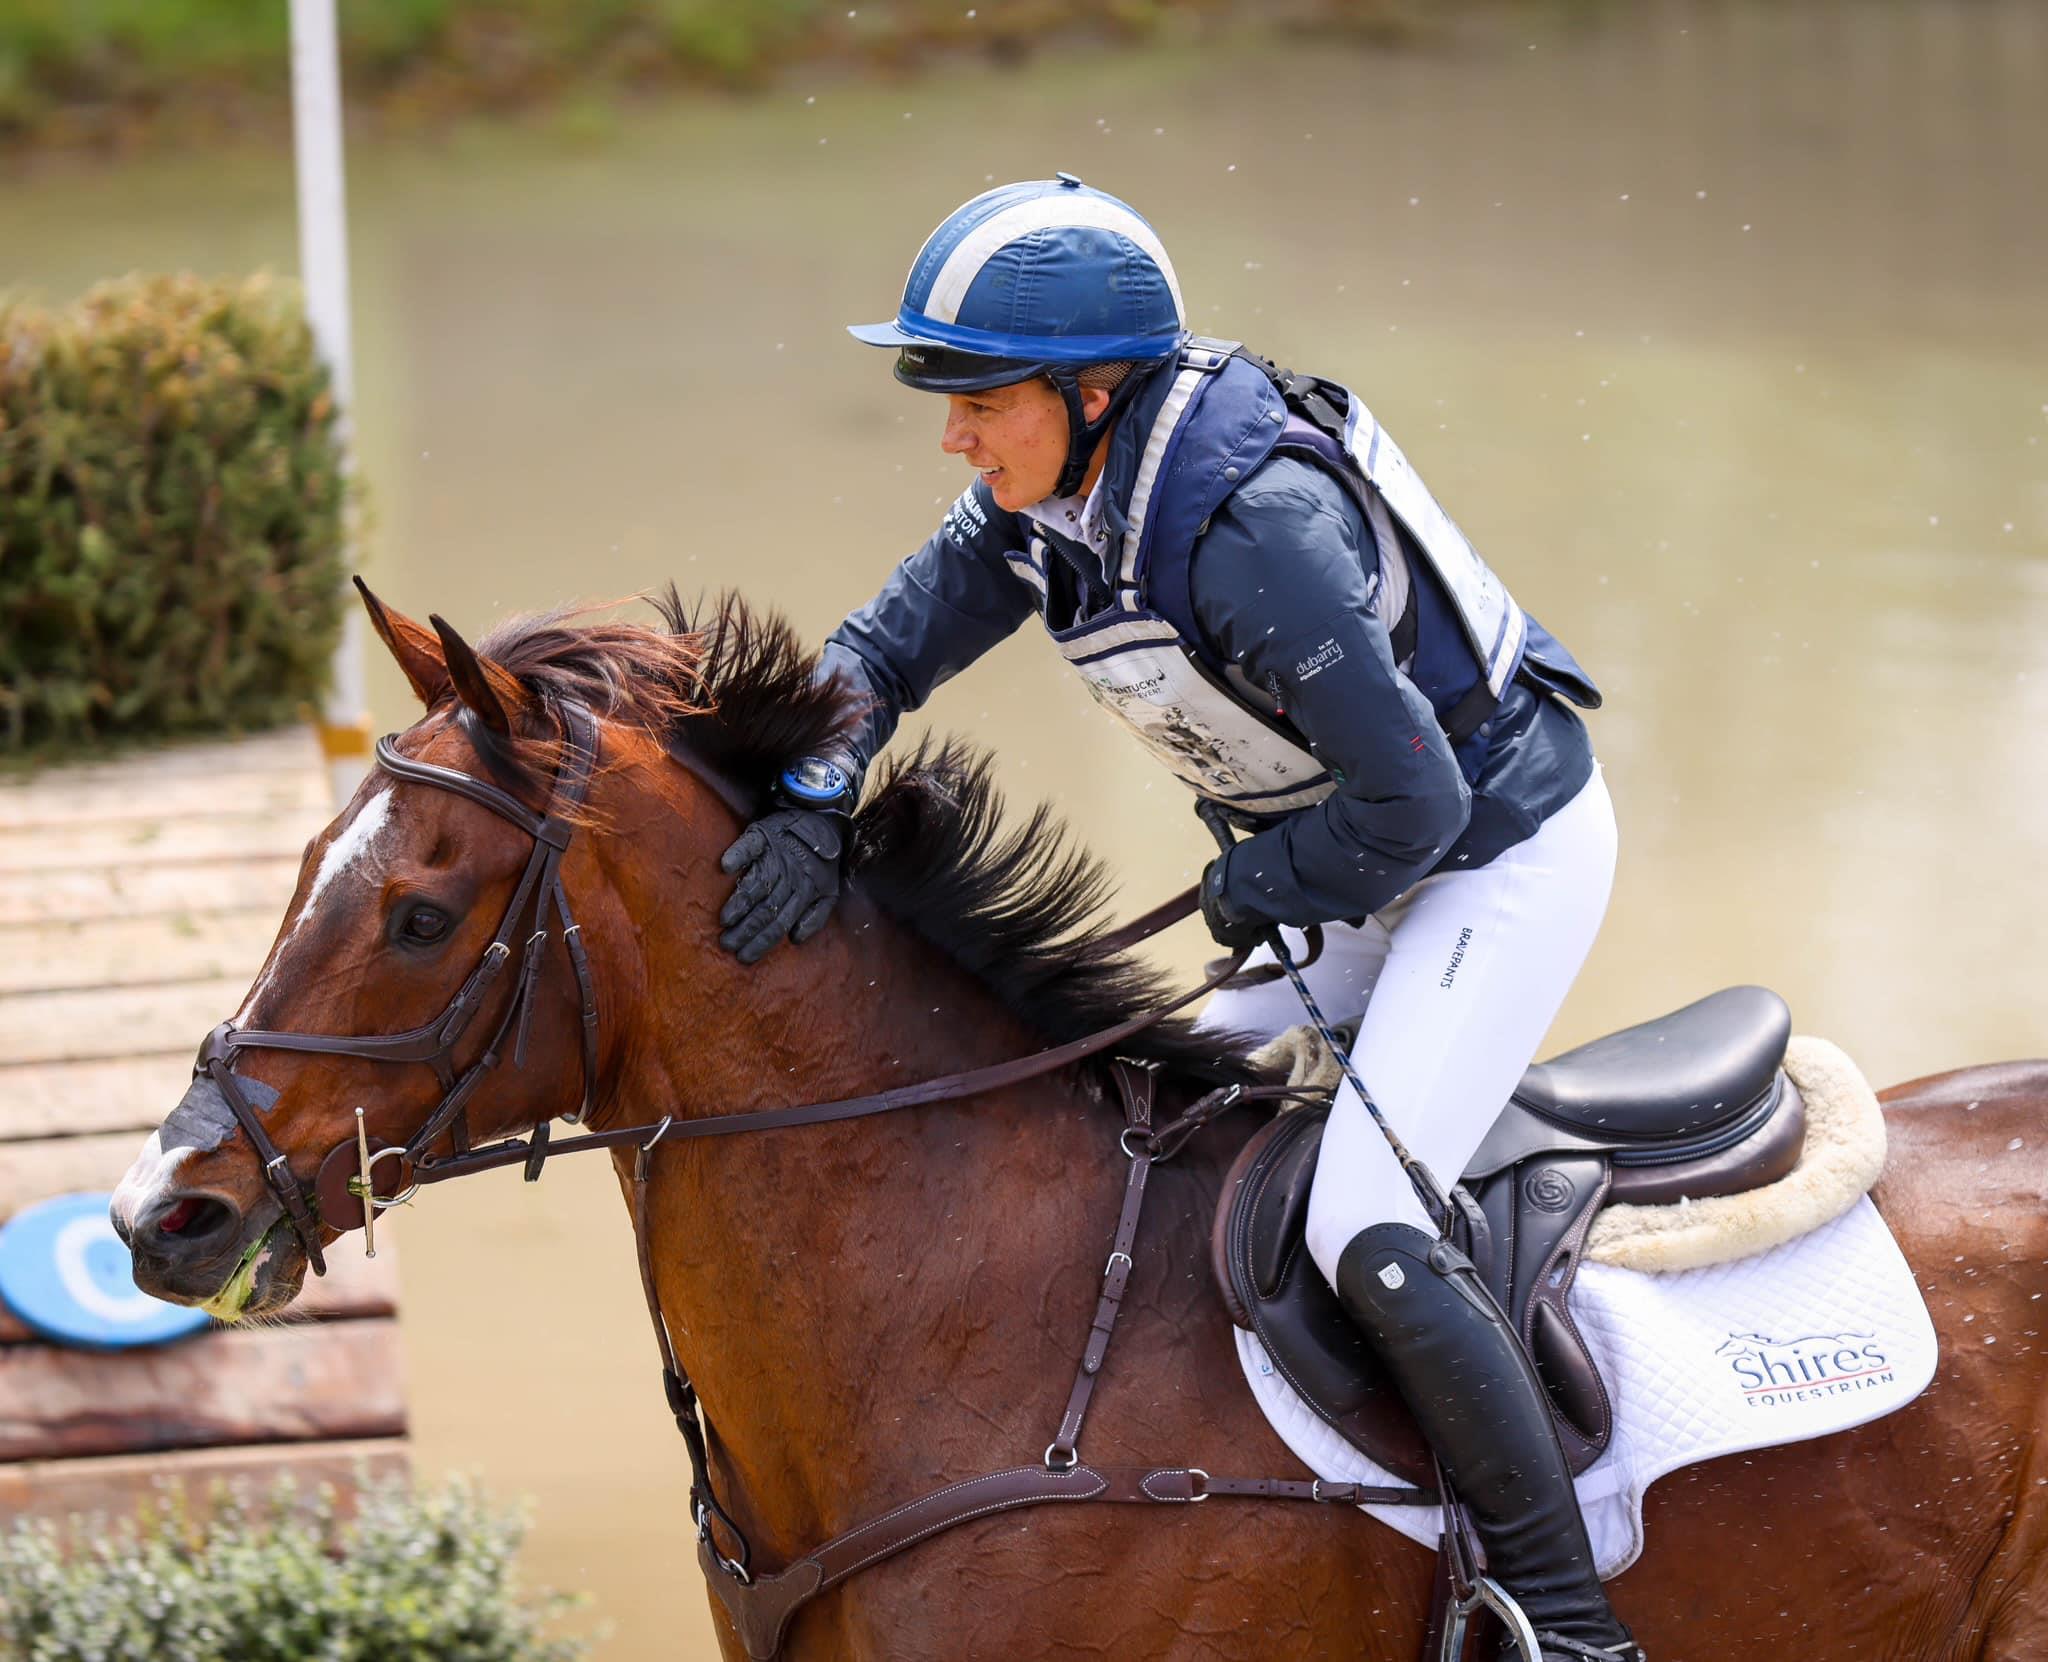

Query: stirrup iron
<box><xmin>1436</xmin><ymin>1473</ymin><xmax>1542</xmax><ymax>1662</ymax></box>
<box><xmin>1435</xmin><ymin>1579</ymin><xmax>1542</xmax><ymax>1662</ymax></box>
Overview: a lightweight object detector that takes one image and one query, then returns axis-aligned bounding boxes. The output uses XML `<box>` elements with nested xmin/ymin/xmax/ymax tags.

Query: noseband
<box><xmin>192</xmin><ymin>702</ymin><xmax>603</xmax><ymax>1274</ymax></box>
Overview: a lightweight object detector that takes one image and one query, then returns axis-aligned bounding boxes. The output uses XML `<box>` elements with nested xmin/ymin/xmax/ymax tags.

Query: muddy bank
<box><xmin>2</xmin><ymin>0</ymin><xmax>1605</xmax><ymax>158</ymax></box>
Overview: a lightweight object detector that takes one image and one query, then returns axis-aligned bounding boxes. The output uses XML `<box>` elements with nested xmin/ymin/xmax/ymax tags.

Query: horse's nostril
<box><xmin>157</xmin><ymin>1196</ymin><xmax>231</xmax><ymax>1240</ymax></box>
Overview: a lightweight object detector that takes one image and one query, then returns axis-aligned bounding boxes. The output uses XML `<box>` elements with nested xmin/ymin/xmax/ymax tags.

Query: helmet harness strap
<box><xmin>1047</xmin><ymin>366</ymin><xmax>1153</xmax><ymax>500</ymax></box>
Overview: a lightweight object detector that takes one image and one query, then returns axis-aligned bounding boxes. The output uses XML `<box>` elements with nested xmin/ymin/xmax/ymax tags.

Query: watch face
<box><xmin>785</xmin><ymin>759</ymin><xmax>850</xmax><ymax>801</ymax></box>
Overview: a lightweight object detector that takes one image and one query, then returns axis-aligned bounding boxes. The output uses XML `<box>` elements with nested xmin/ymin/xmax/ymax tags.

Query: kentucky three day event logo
<box><xmin>1716</xmin><ymin>1330</ymin><xmax>1894</xmax><ymax>1407</ymax></box>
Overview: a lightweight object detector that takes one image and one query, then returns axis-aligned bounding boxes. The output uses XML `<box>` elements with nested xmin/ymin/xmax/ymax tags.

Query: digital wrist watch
<box><xmin>777</xmin><ymin>756</ymin><xmax>857</xmax><ymax>815</ymax></box>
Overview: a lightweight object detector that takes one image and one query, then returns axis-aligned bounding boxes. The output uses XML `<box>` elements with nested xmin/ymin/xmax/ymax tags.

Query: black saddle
<box><xmin>1210</xmin><ymin>986</ymin><xmax>1805</xmax><ymax>1486</ymax></box>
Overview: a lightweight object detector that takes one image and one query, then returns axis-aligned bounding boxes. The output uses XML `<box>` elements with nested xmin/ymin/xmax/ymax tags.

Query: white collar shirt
<box><xmin>1016</xmin><ymin>468</ymin><xmax>1115</xmax><ymax>562</ymax></box>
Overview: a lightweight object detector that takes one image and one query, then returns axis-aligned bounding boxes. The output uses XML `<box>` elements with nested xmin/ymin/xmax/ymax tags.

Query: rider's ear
<box><xmin>355</xmin><ymin>577</ymin><xmax>452</xmax><ymax>707</ymax></box>
<box><xmin>430</xmin><ymin>613</ymin><xmax>522</xmax><ymax>738</ymax></box>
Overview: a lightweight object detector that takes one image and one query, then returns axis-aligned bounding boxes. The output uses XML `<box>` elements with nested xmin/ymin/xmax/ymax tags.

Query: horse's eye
<box><xmin>400</xmin><ymin>906</ymin><xmax>450</xmax><ymax>944</ymax></box>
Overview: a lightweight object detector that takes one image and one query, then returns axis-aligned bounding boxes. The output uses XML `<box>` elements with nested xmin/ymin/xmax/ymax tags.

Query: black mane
<box><xmin>468</xmin><ymin>590</ymin><xmax>1257</xmax><ymax>1087</ymax></box>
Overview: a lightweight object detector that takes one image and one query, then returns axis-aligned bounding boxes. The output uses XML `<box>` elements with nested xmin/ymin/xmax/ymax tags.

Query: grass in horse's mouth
<box><xmin>200</xmin><ymin>1223</ymin><xmax>283</xmax><ymax>1321</ymax></box>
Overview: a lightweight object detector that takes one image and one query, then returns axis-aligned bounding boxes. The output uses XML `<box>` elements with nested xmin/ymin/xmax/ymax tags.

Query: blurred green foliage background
<box><xmin>0</xmin><ymin>1473</ymin><xmax>591</xmax><ymax>1660</ymax></box>
<box><xmin>0</xmin><ymin>273</ymin><xmax>349</xmax><ymax>756</ymax></box>
<box><xmin>0</xmin><ymin>0</ymin><xmax>1606</xmax><ymax>151</ymax></box>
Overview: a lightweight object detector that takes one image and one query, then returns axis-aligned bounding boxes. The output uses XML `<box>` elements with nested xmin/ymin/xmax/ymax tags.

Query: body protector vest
<box><xmin>1009</xmin><ymin>339</ymin><xmax>1599</xmax><ymax>816</ymax></box>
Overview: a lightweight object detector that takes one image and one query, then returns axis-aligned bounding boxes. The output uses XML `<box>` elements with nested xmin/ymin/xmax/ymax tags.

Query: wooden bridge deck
<box><xmin>0</xmin><ymin>728</ymin><xmax>407</xmax><ymax>1526</ymax></box>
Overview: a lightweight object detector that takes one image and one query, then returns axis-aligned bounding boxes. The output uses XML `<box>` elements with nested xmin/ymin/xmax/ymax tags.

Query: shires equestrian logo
<box><xmin>1717</xmin><ymin>1330</ymin><xmax>1894</xmax><ymax>1407</ymax></box>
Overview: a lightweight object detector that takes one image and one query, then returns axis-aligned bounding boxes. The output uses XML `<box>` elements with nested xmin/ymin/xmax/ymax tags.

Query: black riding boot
<box><xmin>1333</xmin><ymin>1224</ymin><xmax>1644</xmax><ymax>1662</ymax></box>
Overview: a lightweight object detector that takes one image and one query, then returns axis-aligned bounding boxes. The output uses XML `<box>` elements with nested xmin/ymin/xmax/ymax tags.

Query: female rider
<box><xmin>717</xmin><ymin>174</ymin><xmax>1638</xmax><ymax>1662</ymax></box>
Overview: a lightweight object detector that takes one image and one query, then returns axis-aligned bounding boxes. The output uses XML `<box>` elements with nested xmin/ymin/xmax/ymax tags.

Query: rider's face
<box><xmin>938</xmin><ymin>378</ymin><xmax>1111</xmax><ymax>511</ymax></box>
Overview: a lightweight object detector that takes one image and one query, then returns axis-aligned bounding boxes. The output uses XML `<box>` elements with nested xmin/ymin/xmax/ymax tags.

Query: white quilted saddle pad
<box><xmin>1236</xmin><ymin>1194</ymin><xmax>1938</xmax><ymax>1576</ymax></box>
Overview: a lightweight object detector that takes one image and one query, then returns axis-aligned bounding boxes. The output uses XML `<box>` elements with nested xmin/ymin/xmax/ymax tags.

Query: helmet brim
<box><xmin>848</xmin><ymin>322</ymin><xmax>1048</xmax><ymax>394</ymax></box>
<box><xmin>846</xmin><ymin>319</ymin><xmax>927</xmax><ymax>349</ymax></box>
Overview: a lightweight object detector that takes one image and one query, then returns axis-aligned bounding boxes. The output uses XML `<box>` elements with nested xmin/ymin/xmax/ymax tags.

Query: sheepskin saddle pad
<box><xmin>1209</xmin><ymin>986</ymin><xmax>1887</xmax><ymax>1487</ymax></box>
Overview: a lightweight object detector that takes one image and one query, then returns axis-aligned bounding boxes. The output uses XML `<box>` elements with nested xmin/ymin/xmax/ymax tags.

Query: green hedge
<box><xmin>0</xmin><ymin>1473</ymin><xmax>592</xmax><ymax>1662</ymax></box>
<box><xmin>0</xmin><ymin>272</ymin><xmax>350</xmax><ymax>758</ymax></box>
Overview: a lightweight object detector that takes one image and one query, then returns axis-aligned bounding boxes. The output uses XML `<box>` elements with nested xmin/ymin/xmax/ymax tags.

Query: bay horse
<box><xmin>116</xmin><ymin>585</ymin><xmax>2048</xmax><ymax>1660</ymax></box>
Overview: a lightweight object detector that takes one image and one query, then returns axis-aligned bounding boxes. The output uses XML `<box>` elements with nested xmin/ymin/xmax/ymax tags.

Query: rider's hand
<box><xmin>1199</xmin><ymin>857</ymin><xmax>1270</xmax><ymax>953</ymax></box>
<box><xmin>718</xmin><ymin>808</ymin><xmax>845</xmax><ymax>964</ymax></box>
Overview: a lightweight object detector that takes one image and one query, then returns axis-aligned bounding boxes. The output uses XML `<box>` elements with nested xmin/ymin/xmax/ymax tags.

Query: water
<box><xmin>5</xmin><ymin>3</ymin><xmax>2044</xmax><ymax>1653</ymax></box>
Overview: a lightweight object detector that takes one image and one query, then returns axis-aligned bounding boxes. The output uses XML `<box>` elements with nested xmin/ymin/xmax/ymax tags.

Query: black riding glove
<box><xmin>718</xmin><ymin>808</ymin><xmax>845</xmax><ymax>965</ymax></box>
<box><xmin>1200</xmin><ymin>857</ymin><xmax>1270</xmax><ymax>953</ymax></box>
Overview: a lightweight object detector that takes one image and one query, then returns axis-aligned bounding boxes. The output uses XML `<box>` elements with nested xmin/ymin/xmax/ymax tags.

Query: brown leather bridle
<box><xmin>191</xmin><ymin>701</ymin><xmax>603</xmax><ymax>1276</ymax></box>
<box><xmin>187</xmin><ymin>699</ymin><xmax>1411</xmax><ymax>1660</ymax></box>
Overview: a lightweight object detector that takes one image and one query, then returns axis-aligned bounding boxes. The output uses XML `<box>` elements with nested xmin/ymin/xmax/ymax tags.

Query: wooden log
<box><xmin>0</xmin><ymin>859</ymin><xmax>302</xmax><ymax>927</ymax></box>
<box><xmin>0</xmin><ymin>1229</ymin><xmax>399</xmax><ymax>1344</ymax></box>
<box><xmin>0</xmin><ymin>1436</ymin><xmax>409</xmax><ymax>1527</ymax></box>
<box><xmin>0</xmin><ymin>1053</ymin><xmax>200</xmax><ymax>1142</ymax></box>
<box><xmin>0</xmin><ymin>809</ymin><xmax>327</xmax><ymax>877</ymax></box>
<box><xmin>0</xmin><ymin>913</ymin><xmax>282</xmax><ymax>997</ymax></box>
<box><xmin>0</xmin><ymin>1320</ymin><xmax>407</xmax><ymax>1461</ymax></box>
<box><xmin>0</xmin><ymin>1133</ymin><xmax>157</xmax><ymax>1221</ymax></box>
<box><xmin>0</xmin><ymin>978</ymin><xmax>248</xmax><ymax>1066</ymax></box>
<box><xmin>0</xmin><ymin>729</ymin><xmax>322</xmax><ymax>794</ymax></box>
<box><xmin>0</xmin><ymin>773</ymin><xmax>330</xmax><ymax>833</ymax></box>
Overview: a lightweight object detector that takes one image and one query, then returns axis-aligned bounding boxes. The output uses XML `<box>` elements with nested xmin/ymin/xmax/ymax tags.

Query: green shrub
<box><xmin>0</xmin><ymin>272</ymin><xmax>350</xmax><ymax>758</ymax></box>
<box><xmin>0</xmin><ymin>1472</ymin><xmax>592</xmax><ymax>1662</ymax></box>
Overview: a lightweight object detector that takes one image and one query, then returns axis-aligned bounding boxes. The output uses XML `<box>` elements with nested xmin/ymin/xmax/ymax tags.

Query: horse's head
<box><xmin>113</xmin><ymin>581</ymin><xmax>836</xmax><ymax>1318</ymax></box>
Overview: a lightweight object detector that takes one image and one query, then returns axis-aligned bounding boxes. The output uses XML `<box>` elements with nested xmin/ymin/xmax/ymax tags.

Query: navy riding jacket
<box><xmin>820</xmin><ymin>380</ymin><xmax>1597</xmax><ymax>929</ymax></box>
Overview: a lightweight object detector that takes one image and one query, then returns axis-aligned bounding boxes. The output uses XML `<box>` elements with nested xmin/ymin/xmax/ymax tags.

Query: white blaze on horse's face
<box><xmin>110</xmin><ymin>1131</ymin><xmax>191</xmax><ymax>1235</ymax></box>
<box><xmin>235</xmin><ymin>786</ymin><xmax>397</xmax><ymax>1026</ymax></box>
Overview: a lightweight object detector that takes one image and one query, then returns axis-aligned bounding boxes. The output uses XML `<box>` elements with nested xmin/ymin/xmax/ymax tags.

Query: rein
<box><xmin>194</xmin><ymin>700</ymin><xmax>1394</xmax><ymax>1661</ymax></box>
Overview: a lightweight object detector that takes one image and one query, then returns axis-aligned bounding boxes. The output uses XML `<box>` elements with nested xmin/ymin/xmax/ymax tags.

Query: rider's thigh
<box><xmin>1304</xmin><ymin>768</ymin><xmax>1619</xmax><ymax>1281</ymax></box>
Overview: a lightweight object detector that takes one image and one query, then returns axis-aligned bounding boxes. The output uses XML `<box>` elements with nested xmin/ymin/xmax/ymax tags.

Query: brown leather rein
<box><xmin>192</xmin><ymin>702</ymin><xmax>1400</xmax><ymax>1661</ymax></box>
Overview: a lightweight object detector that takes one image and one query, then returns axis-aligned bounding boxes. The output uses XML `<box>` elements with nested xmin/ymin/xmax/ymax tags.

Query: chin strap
<box><xmin>1047</xmin><ymin>366</ymin><xmax>1152</xmax><ymax>498</ymax></box>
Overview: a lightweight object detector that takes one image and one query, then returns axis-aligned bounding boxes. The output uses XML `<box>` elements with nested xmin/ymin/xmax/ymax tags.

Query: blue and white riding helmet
<box><xmin>849</xmin><ymin>173</ymin><xmax>1188</xmax><ymax>495</ymax></box>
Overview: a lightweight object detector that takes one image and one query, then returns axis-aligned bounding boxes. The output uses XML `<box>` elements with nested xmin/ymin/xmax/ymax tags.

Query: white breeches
<box><xmin>1195</xmin><ymin>767</ymin><xmax>1618</xmax><ymax>1285</ymax></box>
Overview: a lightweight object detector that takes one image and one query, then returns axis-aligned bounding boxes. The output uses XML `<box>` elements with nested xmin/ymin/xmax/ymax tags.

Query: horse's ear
<box><xmin>355</xmin><ymin>577</ymin><xmax>450</xmax><ymax>707</ymax></box>
<box><xmin>429</xmin><ymin>613</ymin><xmax>522</xmax><ymax>738</ymax></box>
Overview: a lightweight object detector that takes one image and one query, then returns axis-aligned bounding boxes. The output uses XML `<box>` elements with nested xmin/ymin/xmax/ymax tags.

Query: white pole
<box><xmin>289</xmin><ymin>0</ymin><xmax>372</xmax><ymax>807</ymax></box>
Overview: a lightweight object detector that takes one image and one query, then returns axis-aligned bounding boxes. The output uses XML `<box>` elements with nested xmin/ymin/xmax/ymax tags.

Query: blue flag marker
<box><xmin>0</xmin><ymin>1192</ymin><xmax>211</xmax><ymax>1350</ymax></box>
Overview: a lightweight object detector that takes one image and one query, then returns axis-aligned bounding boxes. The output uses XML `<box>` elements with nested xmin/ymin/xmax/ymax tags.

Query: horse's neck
<box><xmin>623</xmin><ymin>901</ymin><xmax>1118</xmax><ymax>1559</ymax></box>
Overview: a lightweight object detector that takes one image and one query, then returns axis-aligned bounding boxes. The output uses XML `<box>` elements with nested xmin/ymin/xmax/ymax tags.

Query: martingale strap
<box><xmin>632</xmin><ymin>1061</ymin><xmax>1402</xmax><ymax>1662</ymax></box>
